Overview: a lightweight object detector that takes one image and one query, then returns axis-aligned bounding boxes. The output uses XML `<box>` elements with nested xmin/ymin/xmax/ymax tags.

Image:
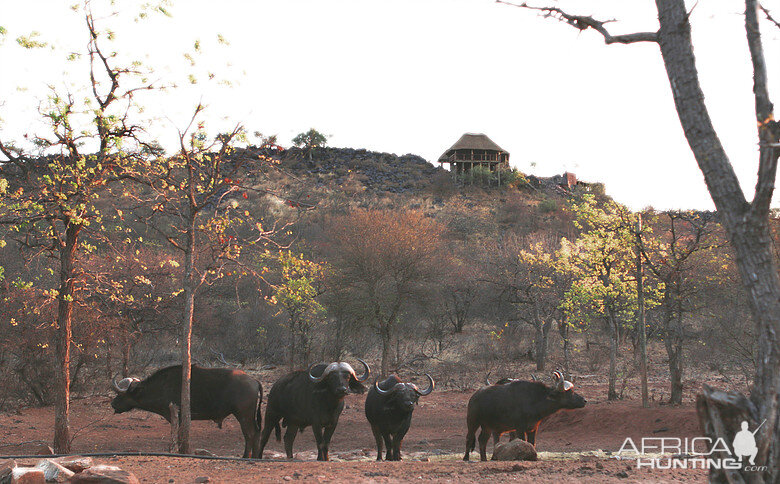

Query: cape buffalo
<box><xmin>464</xmin><ymin>371</ymin><xmax>585</xmax><ymax>461</ymax></box>
<box><xmin>258</xmin><ymin>359</ymin><xmax>370</xmax><ymax>461</ymax></box>
<box><xmin>365</xmin><ymin>374</ymin><xmax>434</xmax><ymax>461</ymax></box>
<box><xmin>110</xmin><ymin>365</ymin><xmax>262</xmax><ymax>458</ymax></box>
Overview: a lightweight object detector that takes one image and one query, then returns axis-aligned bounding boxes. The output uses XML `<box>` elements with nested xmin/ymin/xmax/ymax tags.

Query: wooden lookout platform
<box><xmin>437</xmin><ymin>133</ymin><xmax>510</xmax><ymax>183</ymax></box>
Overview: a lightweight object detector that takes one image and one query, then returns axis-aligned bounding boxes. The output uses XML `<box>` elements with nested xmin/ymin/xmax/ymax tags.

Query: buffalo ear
<box><xmin>349</xmin><ymin>378</ymin><xmax>366</xmax><ymax>394</ymax></box>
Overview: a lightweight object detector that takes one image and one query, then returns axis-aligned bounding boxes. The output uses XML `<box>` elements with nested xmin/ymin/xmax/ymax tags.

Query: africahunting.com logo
<box><xmin>617</xmin><ymin>419</ymin><xmax>768</xmax><ymax>472</ymax></box>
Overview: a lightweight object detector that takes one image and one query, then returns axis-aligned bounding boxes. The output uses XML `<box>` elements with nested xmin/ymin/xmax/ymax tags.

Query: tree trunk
<box><xmin>178</xmin><ymin>222</ymin><xmax>196</xmax><ymax>455</ymax></box>
<box><xmin>662</xmin><ymin>306</ymin><xmax>685</xmax><ymax>405</ymax></box>
<box><xmin>379</xmin><ymin>325</ymin><xmax>391</xmax><ymax>378</ymax></box>
<box><xmin>533</xmin><ymin>318</ymin><xmax>551</xmax><ymax>371</ymax></box>
<box><xmin>636</xmin><ymin>225</ymin><xmax>649</xmax><ymax>408</ymax></box>
<box><xmin>606</xmin><ymin>314</ymin><xmax>619</xmax><ymax>401</ymax></box>
<box><xmin>53</xmin><ymin>223</ymin><xmax>80</xmax><ymax>453</ymax></box>
<box><xmin>656</xmin><ymin>1</ymin><xmax>780</xmax><ymax>479</ymax></box>
<box><xmin>288</xmin><ymin>318</ymin><xmax>297</xmax><ymax>370</ymax></box>
<box><xmin>105</xmin><ymin>338</ymin><xmax>112</xmax><ymax>385</ymax></box>
<box><xmin>560</xmin><ymin>322</ymin><xmax>571</xmax><ymax>378</ymax></box>
<box><xmin>667</xmin><ymin>342</ymin><xmax>684</xmax><ymax>405</ymax></box>
<box><xmin>121</xmin><ymin>327</ymin><xmax>130</xmax><ymax>378</ymax></box>
<box><xmin>534</xmin><ymin>323</ymin><xmax>546</xmax><ymax>371</ymax></box>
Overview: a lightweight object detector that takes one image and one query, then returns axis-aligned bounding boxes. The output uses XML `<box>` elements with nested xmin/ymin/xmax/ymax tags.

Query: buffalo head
<box><xmin>548</xmin><ymin>371</ymin><xmax>586</xmax><ymax>409</ymax></box>
<box><xmin>110</xmin><ymin>377</ymin><xmax>143</xmax><ymax>413</ymax></box>
<box><xmin>374</xmin><ymin>374</ymin><xmax>434</xmax><ymax>411</ymax></box>
<box><xmin>308</xmin><ymin>358</ymin><xmax>370</xmax><ymax>396</ymax></box>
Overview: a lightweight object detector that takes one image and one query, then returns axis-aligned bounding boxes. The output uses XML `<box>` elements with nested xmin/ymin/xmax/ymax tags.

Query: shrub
<box><xmin>538</xmin><ymin>199</ymin><xmax>558</xmax><ymax>213</ymax></box>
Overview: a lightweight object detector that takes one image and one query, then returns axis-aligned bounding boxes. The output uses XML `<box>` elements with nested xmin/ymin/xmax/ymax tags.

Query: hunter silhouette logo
<box><xmin>732</xmin><ymin>420</ymin><xmax>764</xmax><ymax>466</ymax></box>
<box><xmin>617</xmin><ymin>419</ymin><xmax>768</xmax><ymax>471</ymax></box>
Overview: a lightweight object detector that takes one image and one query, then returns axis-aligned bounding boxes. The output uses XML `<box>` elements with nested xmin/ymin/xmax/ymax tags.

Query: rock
<box><xmin>34</xmin><ymin>460</ymin><xmax>74</xmax><ymax>482</ymax></box>
<box><xmin>490</xmin><ymin>440</ymin><xmax>538</xmax><ymax>461</ymax></box>
<box><xmin>52</xmin><ymin>456</ymin><xmax>93</xmax><ymax>473</ymax></box>
<box><xmin>193</xmin><ymin>449</ymin><xmax>215</xmax><ymax>457</ymax></box>
<box><xmin>194</xmin><ymin>478</ymin><xmax>210</xmax><ymax>483</ymax></box>
<box><xmin>69</xmin><ymin>465</ymin><xmax>140</xmax><ymax>484</ymax></box>
<box><xmin>0</xmin><ymin>459</ymin><xmax>17</xmax><ymax>483</ymax></box>
<box><xmin>34</xmin><ymin>445</ymin><xmax>54</xmax><ymax>456</ymax></box>
<box><xmin>9</xmin><ymin>468</ymin><xmax>45</xmax><ymax>484</ymax></box>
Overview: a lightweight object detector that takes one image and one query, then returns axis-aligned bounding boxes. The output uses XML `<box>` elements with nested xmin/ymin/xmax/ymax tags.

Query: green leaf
<box><xmin>16</xmin><ymin>31</ymin><xmax>47</xmax><ymax>49</ymax></box>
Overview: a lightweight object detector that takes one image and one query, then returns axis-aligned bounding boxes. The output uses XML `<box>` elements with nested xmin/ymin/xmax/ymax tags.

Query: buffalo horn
<box><xmin>374</xmin><ymin>380</ymin><xmax>403</xmax><ymax>395</ymax></box>
<box><xmin>551</xmin><ymin>371</ymin><xmax>574</xmax><ymax>391</ymax></box>
<box><xmin>354</xmin><ymin>358</ymin><xmax>370</xmax><ymax>382</ymax></box>
<box><xmin>111</xmin><ymin>377</ymin><xmax>138</xmax><ymax>393</ymax></box>
<box><xmin>552</xmin><ymin>371</ymin><xmax>563</xmax><ymax>391</ymax></box>
<box><xmin>308</xmin><ymin>362</ymin><xmax>339</xmax><ymax>383</ymax></box>
<box><xmin>414</xmin><ymin>374</ymin><xmax>435</xmax><ymax>396</ymax></box>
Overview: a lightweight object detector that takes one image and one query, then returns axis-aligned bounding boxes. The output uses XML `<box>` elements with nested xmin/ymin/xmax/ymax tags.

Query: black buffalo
<box><xmin>258</xmin><ymin>359</ymin><xmax>370</xmax><ymax>461</ymax></box>
<box><xmin>110</xmin><ymin>365</ymin><xmax>262</xmax><ymax>458</ymax></box>
<box><xmin>464</xmin><ymin>371</ymin><xmax>586</xmax><ymax>461</ymax></box>
<box><xmin>364</xmin><ymin>374</ymin><xmax>434</xmax><ymax>461</ymax></box>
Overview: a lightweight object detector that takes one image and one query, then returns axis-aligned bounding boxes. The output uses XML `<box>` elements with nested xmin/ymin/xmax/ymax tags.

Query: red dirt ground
<box><xmin>0</xmin><ymin>380</ymin><xmax>708</xmax><ymax>482</ymax></box>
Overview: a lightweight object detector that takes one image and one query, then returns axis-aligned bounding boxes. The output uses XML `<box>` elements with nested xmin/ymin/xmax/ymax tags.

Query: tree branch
<box><xmin>746</xmin><ymin>0</ymin><xmax>780</xmax><ymax>218</ymax></box>
<box><xmin>497</xmin><ymin>1</ymin><xmax>658</xmax><ymax>44</ymax></box>
<box><xmin>760</xmin><ymin>3</ymin><xmax>780</xmax><ymax>30</ymax></box>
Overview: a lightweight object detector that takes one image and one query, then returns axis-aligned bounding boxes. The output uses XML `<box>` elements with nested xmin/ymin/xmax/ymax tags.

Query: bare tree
<box><xmin>485</xmin><ymin>234</ymin><xmax>570</xmax><ymax>371</ymax></box>
<box><xmin>324</xmin><ymin>209</ymin><xmax>447</xmax><ymax>376</ymax></box>
<box><xmin>502</xmin><ymin>1</ymin><xmax>780</xmax><ymax>480</ymax></box>
<box><xmin>640</xmin><ymin>210</ymin><xmax>720</xmax><ymax>404</ymax></box>
<box><xmin>130</xmin><ymin>112</ymin><xmax>294</xmax><ymax>453</ymax></box>
<box><xmin>0</xmin><ymin>8</ymin><xmax>155</xmax><ymax>452</ymax></box>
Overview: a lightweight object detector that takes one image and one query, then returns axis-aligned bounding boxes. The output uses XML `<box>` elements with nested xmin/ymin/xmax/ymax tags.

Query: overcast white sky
<box><xmin>1</xmin><ymin>0</ymin><xmax>779</xmax><ymax>210</ymax></box>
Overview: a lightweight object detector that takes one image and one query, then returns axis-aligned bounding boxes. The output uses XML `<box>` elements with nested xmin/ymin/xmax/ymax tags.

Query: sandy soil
<box><xmin>0</xmin><ymin>381</ymin><xmax>707</xmax><ymax>483</ymax></box>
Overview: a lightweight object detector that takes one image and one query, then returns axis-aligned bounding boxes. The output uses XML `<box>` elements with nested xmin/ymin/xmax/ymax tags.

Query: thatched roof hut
<box><xmin>438</xmin><ymin>133</ymin><xmax>510</xmax><ymax>177</ymax></box>
<box><xmin>438</xmin><ymin>133</ymin><xmax>508</xmax><ymax>159</ymax></box>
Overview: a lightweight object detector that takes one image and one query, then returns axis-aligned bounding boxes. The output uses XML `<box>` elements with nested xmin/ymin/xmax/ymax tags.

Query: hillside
<box><xmin>231</xmin><ymin>143</ymin><xmax>594</xmax><ymax>243</ymax></box>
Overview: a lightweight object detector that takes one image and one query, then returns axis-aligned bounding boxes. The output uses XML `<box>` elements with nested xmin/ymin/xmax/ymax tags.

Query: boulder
<box><xmin>52</xmin><ymin>456</ymin><xmax>93</xmax><ymax>473</ymax></box>
<box><xmin>69</xmin><ymin>466</ymin><xmax>140</xmax><ymax>484</ymax></box>
<box><xmin>491</xmin><ymin>440</ymin><xmax>538</xmax><ymax>461</ymax></box>
<box><xmin>34</xmin><ymin>460</ymin><xmax>73</xmax><ymax>482</ymax></box>
<box><xmin>9</xmin><ymin>468</ymin><xmax>45</xmax><ymax>484</ymax></box>
<box><xmin>0</xmin><ymin>459</ymin><xmax>17</xmax><ymax>483</ymax></box>
<box><xmin>34</xmin><ymin>445</ymin><xmax>54</xmax><ymax>456</ymax></box>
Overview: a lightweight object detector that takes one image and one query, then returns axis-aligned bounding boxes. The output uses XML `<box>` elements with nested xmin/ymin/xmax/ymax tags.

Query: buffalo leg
<box><xmin>463</xmin><ymin>419</ymin><xmax>479</xmax><ymax>461</ymax></box>
<box><xmin>238</xmin><ymin>416</ymin><xmax>257</xmax><ymax>458</ymax></box>
<box><xmin>258</xmin><ymin>411</ymin><xmax>281</xmax><ymax>459</ymax></box>
<box><xmin>526</xmin><ymin>428</ymin><xmax>537</xmax><ymax>446</ymax></box>
<box><xmin>393</xmin><ymin>420</ymin><xmax>411</xmax><ymax>461</ymax></box>
<box><xmin>321</xmin><ymin>424</ymin><xmax>337</xmax><ymax>461</ymax></box>
<box><xmin>391</xmin><ymin>433</ymin><xmax>403</xmax><ymax>461</ymax></box>
<box><xmin>283</xmin><ymin>424</ymin><xmax>299</xmax><ymax>459</ymax></box>
<box><xmin>382</xmin><ymin>433</ymin><xmax>393</xmax><ymax>461</ymax></box>
<box><xmin>478</xmin><ymin>428</ymin><xmax>490</xmax><ymax>461</ymax></box>
<box><xmin>252</xmin><ymin>428</ymin><xmax>261</xmax><ymax>458</ymax></box>
<box><xmin>312</xmin><ymin>424</ymin><xmax>325</xmax><ymax>461</ymax></box>
<box><xmin>371</xmin><ymin>425</ymin><xmax>384</xmax><ymax>461</ymax></box>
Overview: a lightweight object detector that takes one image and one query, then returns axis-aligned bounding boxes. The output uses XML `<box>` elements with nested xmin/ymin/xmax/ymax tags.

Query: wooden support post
<box><xmin>169</xmin><ymin>402</ymin><xmax>180</xmax><ymax>453</ymax></box>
